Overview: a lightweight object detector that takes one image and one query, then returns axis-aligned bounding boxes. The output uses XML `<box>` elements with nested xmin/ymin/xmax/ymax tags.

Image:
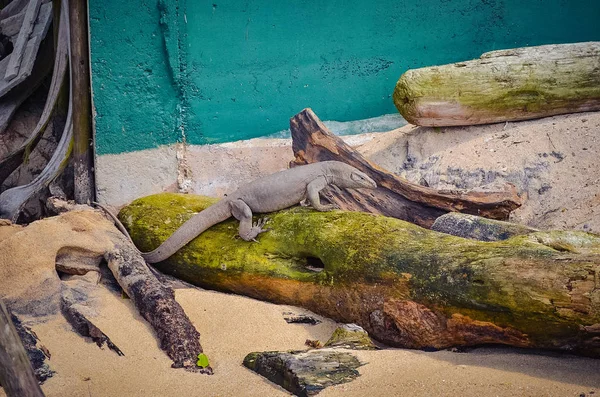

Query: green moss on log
<box><xmin>393</xmin><ymin>42</ymin><xmax>600</xmax><ymax>126</ymax></box>
<box><xmin>120</xmin><ymin>193</ymin><xmax>600</xmax><ymax>354</ymax></box>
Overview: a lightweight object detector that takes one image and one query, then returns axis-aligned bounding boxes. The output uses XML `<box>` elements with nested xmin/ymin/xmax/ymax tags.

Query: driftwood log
<box><xmin>0</xmin><ymin>5</ymin><xmax>68</xmax><ymax>185</ymax></box>
<box><xmin>0</xmin><ymin>0</ymin><xmax>70</xmax><ymax>221</ymax></box>
<box><xmin>393</xmin><ymin>42</ymin><xmax>600</xmax><ymax>126</ymax></box>
<box><xmin>0</xmin><ymin>300</ymin><xmax>44</xmax><ymax>397</ymax></box>
<box><xmin>290</xmin><ymin>108</ymin><xmax>521</xmax><ymax>228</ymax></box>
<box><xmin>0</xmin><ymin>201</ymin><xmax>212</xmax><ymax>373</ymax></box>
<box><xmin>120</xmin><ymin>193</ymin><xmax>600</xmax><ymax>357</ymax></box>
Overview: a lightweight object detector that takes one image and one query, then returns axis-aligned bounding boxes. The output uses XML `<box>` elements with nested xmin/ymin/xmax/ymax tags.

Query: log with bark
<box><xmin>119</xmin><ymin>193</ymin><xmax>600</xmax><ymax>357</ymax></box>
<box><xmin>393</xmin><ymin>42</ymin><xmax>600</xmax><ymax>126</ymax></box>
<box><xmin>0</xmin><ymin>201</ymin><xmax>212</xmax><ymax>373</ymax></box>
<box><xmin>290</xmin><ymin>108</ymin><xmax>521</xmax><ymax>228</ymax></box>
<box><xmin>0</xmin><ymin>300</ymin><xmax>45</xmax><ymax>397</ymax></box>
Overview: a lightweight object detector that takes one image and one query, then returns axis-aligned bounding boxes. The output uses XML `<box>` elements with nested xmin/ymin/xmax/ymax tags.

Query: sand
<box><xmin>0</xmin><ymin>285</ymin><xmax>597</xmax><ymax>397</ymax></box>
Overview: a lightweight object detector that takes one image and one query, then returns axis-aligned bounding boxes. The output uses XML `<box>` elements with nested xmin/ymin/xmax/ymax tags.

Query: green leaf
<box><xmin>196</xmin><ymin>353</ymin><xmax>210</xmax><ymax>368</ymax></box>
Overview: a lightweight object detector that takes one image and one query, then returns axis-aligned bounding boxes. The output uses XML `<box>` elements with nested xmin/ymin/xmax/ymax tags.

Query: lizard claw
<box><xmin>242</xmin><ymin>217</ymin><xmax>271</xmax><ymax>242</ymax></box>
<box><xmin>253</xmin><ymin>217</ymin><xmax>269</xmax><ymax>229</ymax></box>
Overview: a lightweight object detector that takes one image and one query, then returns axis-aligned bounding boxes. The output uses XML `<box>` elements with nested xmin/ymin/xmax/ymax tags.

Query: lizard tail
<box><xmin>93</xmin><ymin>201</ymin><xmax>138</xmax><ymax>244</ymax></box>
<box><xmin>140</xmin><ymin>202</ymin><xmax>231</xmax><ymax>263</ymax></box>
<box><xmin>94</xmin><ymin>201</ymin><xmax>231</xmax><ymax>264</ymax></box>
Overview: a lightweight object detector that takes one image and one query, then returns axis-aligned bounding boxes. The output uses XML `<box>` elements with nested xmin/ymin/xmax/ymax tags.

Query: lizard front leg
<box><xmin>229</xmin><ymin>199</ymin><xmax>269</xmax><ymax>241</ymax></box>
<box><xmin>306</xmin><ymin>176</ymin><xmax>339</xmax><ymax>211</ymax></box>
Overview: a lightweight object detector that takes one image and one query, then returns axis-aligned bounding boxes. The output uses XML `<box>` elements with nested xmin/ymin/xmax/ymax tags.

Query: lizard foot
<box><xmin>243</xmin><ymin>218</ymin><xmax>271</xmax><ymax>242</ymax></box>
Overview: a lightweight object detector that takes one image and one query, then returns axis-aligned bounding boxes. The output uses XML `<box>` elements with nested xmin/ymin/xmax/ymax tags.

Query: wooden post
<box><xmin>69</xmin><ymin>0</ymin><xmax>95</xmax><ymax>204</ymax></box>
<box><xmin>0</xmin><ymin>300</ymin><xmax>45</xmax><ymax>397</ymax></box>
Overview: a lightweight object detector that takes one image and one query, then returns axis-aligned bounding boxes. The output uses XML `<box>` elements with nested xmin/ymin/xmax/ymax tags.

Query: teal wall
<box><xmin>89</xmin><ymin>0</ymin><xmax>600</xmax><ymax>155</ymax></box>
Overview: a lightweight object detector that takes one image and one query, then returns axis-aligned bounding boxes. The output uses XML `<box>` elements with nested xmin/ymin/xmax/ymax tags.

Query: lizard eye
<box><xmin>350</xmin><ymin>173</ymin><xmax>363</xmax><ymax>181</ymax></box>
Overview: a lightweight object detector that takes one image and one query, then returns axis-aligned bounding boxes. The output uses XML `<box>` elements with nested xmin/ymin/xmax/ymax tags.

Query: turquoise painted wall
<box><xmin>89</xmin><ymin>0</ymin><xmax>600</xmax><ymax>155</ymax></box>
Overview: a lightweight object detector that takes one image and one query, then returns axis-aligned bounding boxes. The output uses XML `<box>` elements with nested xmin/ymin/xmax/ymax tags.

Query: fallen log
<box><xmin>0</xmin><ymin>300</ymin><xmax>45</xmax><ymax>397</ymax></box>
<box><xmin>120</xmin><ymin>193</ymin><xmax>600</xmax><ymax>357</ymax></box>
<box><xmin>0</xmin><ymin>203</ymin><xmax>212</xmax><ymax>373</ymax></box>
<box><xmin>290</xmin><ymin>108</ymin><xmax>521</xmax><ymax>227</ymax></box>
<box><xmin>393</xmin><ymin>42</ymin><xmax>600</xmax><ymax>126</ymax></box>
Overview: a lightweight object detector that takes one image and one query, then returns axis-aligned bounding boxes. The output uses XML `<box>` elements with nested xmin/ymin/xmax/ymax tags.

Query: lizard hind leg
<box><xmin>229</xmin><ymin>199</ymin><xmax>270</xmax><ymax>241</ymax></box>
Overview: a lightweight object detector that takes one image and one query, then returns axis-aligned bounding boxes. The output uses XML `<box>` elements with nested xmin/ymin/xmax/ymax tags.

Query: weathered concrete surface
<box><xmin>95</xmin><ymin>134</ymin><xmax>378</xmax><ymax>207</ymax></box>
<box><xmin>89</xmin><ymin>0</ymin><xmax>600</xmax><ymax>154</ymax></box>
<box><xmin>95</xmin><ymin>145</ymin><xmax>179</xmax><ymax>208</ymax></box>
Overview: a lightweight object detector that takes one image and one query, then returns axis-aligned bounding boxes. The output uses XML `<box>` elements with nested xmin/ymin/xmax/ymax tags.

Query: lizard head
<box><xmin>348</xmin><ymin>170</ymin><xmax>377</xmax><ymax>189</ymax></box>
<box><xmin>329</xmin><ymin>162</ymin><xmax>376</xmax><ymax>189</ymax></box>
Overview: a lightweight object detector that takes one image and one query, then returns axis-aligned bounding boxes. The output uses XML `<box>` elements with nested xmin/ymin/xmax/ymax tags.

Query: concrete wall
<box><xmin>89</xmin><ymin>0</ymin><xmax>600</xmax><ymax>155</ymax></box>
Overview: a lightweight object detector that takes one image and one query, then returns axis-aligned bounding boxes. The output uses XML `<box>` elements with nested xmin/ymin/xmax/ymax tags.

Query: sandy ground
<box><xmin>1</xmin><ymin>286</ymin><xmax>598</xmax><ymax>397</ymax></box>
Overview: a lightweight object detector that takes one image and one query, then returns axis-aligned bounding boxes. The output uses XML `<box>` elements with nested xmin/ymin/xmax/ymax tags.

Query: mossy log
<box><xmin>393</xmin><ymin>42</ymin><xmax>600</xmax><ymax>126</ymax></box>
<box><xmin>290</xmin><ymin>108</ymin><xmax>521</xmax><ymax>227</ymax></box>
<box><xmin>120</xmin><ymin>193</ymin><xmax>600</xmax><ymax>357</ymax></box>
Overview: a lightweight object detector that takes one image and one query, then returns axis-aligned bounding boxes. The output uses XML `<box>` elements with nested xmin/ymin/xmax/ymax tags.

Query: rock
<box><xmin>432</xmin><ymin>212</ymin><xmax>538</xmax><ymax>241</ymax></box>
<box><xmin>283</xmin><ymin>312</ymin><xmax>321</xmax><ymax>325</ymax></box>
<box><xmin>324</xmin><ymin>324</ymin><xmax>377</xmax><ymax>350</ymax></box>
<box><xmin>243</xmin><ymin>349</ymin><xmax>363</xmax><ymax>396</ymax></box>
<box><xmin>358</xmin><ymin>111</ymin><xmax>600</xmax><ymax>234</ymax></box>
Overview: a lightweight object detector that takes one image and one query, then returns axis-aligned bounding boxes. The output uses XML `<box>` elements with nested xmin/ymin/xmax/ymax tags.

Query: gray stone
<box><xmin>243</xmin><ymin>348</ymin><xmax>363</xmax><ymax>396</ymax></box>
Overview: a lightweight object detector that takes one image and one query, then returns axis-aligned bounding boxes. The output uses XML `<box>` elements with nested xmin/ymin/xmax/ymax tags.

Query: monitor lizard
<box><xmin>96</xmin><ymin>161</ymin><xmax>377</xmax><ymax>263</ymax></box>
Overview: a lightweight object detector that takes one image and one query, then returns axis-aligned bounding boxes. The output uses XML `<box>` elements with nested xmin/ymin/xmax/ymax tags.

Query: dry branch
<box><xmin>290</xmin><ymin>108</ymin><xmax>521</xmax><ymax>228</ymax></box>
<box><xmin>0</xmin><ymin>1</ymin><xmax>52</xmax><ymax>95</ymax></box>
<box><xmin>0</xmin><ymin>1</ymin><xmax>70</xmax><ymax>221</ymax></box>
<box><xmin>104</xmin><ymin>231</ymin><xmax>212</xmax><ymax>373</ymax></box>
<box><xmin>5</xmin><ymin>0</ymin><xmax>42</xmax><ymax>80</ymax></box>
<box><xmin>0</xmin><ymin>29</ymin><xmax>64</xmax><ymax>183</ymax></box>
